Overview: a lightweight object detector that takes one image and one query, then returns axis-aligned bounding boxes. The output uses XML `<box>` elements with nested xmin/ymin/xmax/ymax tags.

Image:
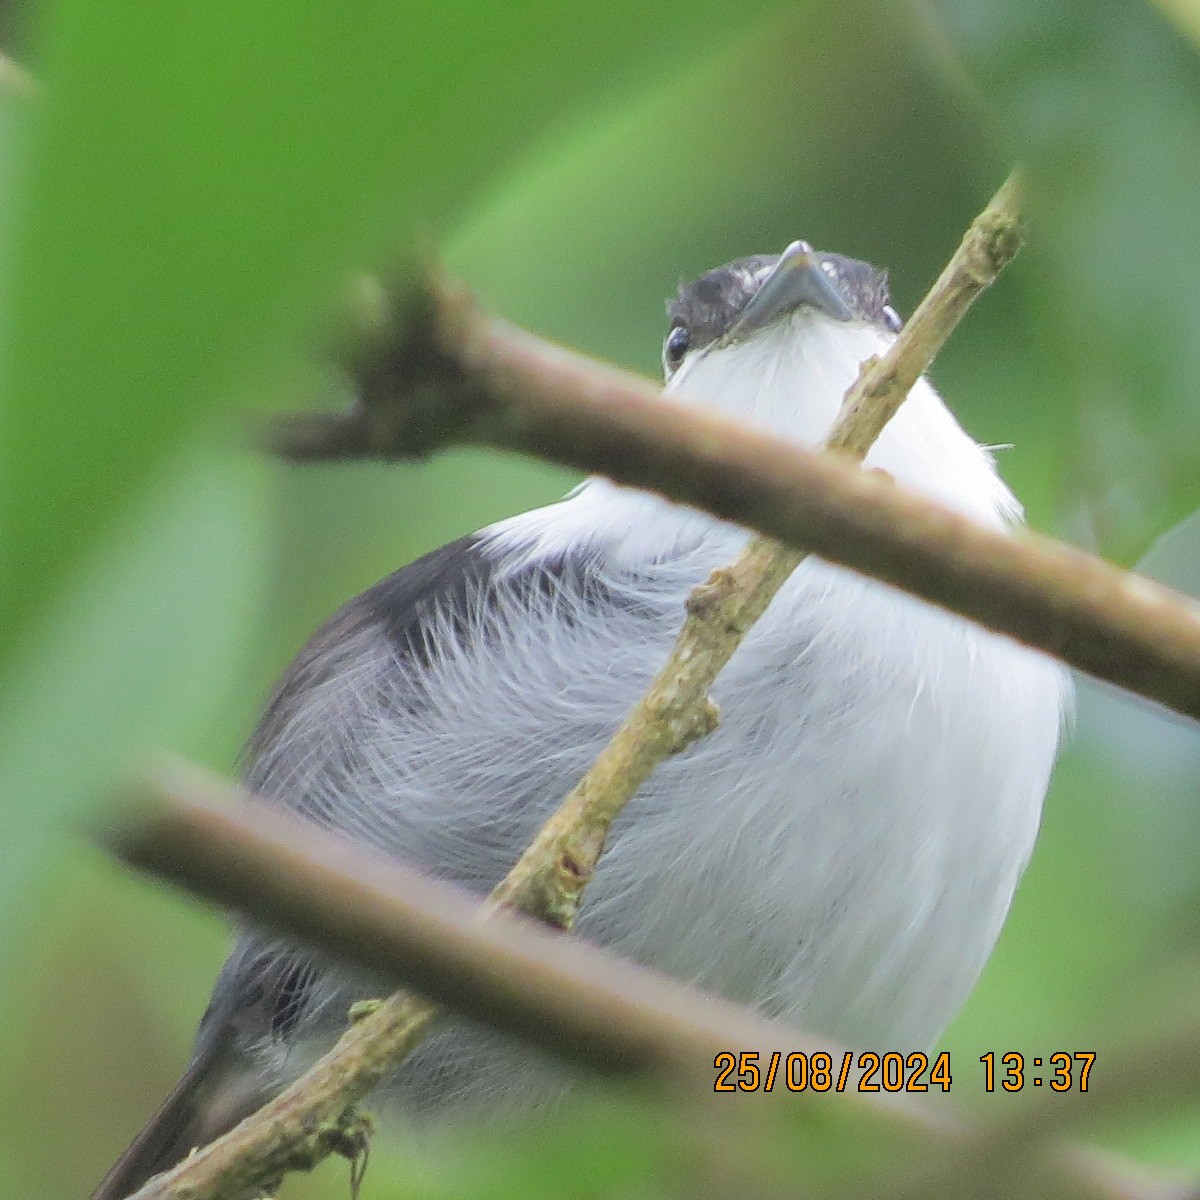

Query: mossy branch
<box><xmin>495</xmin><ymin>171</ymin><xmax>1026</xmax><ymax>924</ymax></box>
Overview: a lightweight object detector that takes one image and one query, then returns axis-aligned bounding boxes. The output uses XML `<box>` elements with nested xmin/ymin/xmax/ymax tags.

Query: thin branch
<box><xmin>106</xmin><ymin>761</ymin><xmax>1193</xmax><ymax>1200</ymax></box>
<box><xmin>268</xmin><ymin>194</ymin><xmax>1200</xmax><ymax>727</ymax></box>
<box><xmin>494</xmin><ymin>173</ymin><xmax>1027</xmax><ymax>921</ymax></box>
<box><xmin>826</xmin><ymin>171</ymin><xmax>1023</xmax><ymax>457</ymax></box>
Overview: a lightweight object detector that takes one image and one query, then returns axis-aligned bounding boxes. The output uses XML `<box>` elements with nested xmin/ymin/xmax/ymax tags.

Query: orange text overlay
<box><xmin>714</xmin><ymin>1050</ymin><xmax>1096</xmax><ymax>1093</ymax></box>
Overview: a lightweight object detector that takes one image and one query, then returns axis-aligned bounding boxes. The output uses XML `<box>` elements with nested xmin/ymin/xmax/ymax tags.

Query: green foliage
<box><xmin>934</xmin><ymin>0</ymin><xmax>1200</xmax><ymax>556</ymax></box>
<box><xmin>0</xmin><ymin>1</ymin><xmax>1198</xmax><ymax>1197</ymax></box>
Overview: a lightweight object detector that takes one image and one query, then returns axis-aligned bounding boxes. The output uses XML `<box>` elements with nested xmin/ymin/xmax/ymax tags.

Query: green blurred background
<box><xmin>1</xmin><ymin>1</ymin><xmax>1198</xmax><ymax>1196</ymax></box>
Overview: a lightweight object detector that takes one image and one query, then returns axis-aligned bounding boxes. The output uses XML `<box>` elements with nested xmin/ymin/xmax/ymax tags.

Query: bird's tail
<box><xmin>89</xmin><ymin>1030</ymin><xmax>261</xmax><ymax>1200</ymax></box>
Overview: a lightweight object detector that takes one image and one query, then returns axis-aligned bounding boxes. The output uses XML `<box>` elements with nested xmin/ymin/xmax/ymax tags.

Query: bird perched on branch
<box><xmin>94</xmin><ymin>243</ymin><xmax>1068</xmax><ymax>1198</ymax></box>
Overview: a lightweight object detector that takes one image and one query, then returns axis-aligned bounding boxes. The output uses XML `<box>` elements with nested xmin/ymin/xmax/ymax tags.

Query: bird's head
<box><xmin>661</xmin><ymin>242</ymin><xmax>1017</xmax><ymax>525</ymax></box>
<box><xmin>663</xmin><ymin>240</ymin><xmax>901</xmax><ymax>383</ymax></box>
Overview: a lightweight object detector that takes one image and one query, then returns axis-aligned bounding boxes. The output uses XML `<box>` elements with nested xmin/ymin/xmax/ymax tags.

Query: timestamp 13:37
<box><xmin>712</xmin><ymin>1050</ymin><xmax>1096</xmax><ymax>1093</ymax></box>
<box><xmin>980</xmin><ymin>1051</ymin><xmax>1095</xmax><ymax>1092</ymax></box>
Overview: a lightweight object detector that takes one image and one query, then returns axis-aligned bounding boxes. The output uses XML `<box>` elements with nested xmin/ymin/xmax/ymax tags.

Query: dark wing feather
<box><xmin>93</xmin><ymin>528</ymin><xmax>633</xmax><ymax>1198</ymax></box>
<box><xmin>89</xmin><ymin>537</ymin><xmax>491</xmax><ymax>1198</ymax></box>
<box><xmin>243</xmin><ymin>533</ymin><xmax>496</xmax><ymax>768</ymax></box>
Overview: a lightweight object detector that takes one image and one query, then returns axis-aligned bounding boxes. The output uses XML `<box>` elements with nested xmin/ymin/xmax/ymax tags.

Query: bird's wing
<box><xmin>91</xmin><ymin>521</ymin><xmax>719</xmax><ymax>1197</ymax></box>
<box><xmin>243</xmin><ymin>533</ymin><xmax>495</xmax><ymax>773</ymax></box>
<box><xmin>238</xmin><ymin>528</ymin><xmax>668</xmax><ymax>848</ymax></box>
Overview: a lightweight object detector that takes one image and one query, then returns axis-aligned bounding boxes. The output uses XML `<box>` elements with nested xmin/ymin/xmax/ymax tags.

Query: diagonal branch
<box><xmin>494</xmin><ymin>172</ymin><xmax>1027</xmax><ymax>923</ymax></box>
<box><xmin>827</xmin><ymin>171</ymin><xmax>1024</xmax><ymax>458</ymax></box>
<box><xmin>109</xmin><ymin>758</ymin><xmax>823</xmax><ymax>1079</ymax></box>
<box><xmin>270</xmin><ymin>184</ymin><xmax>1200</xmax><ymax>727</ymax></box>
<box><xmin>107</xmin><ymin>759</ymin><xmax>826</xmax><ymax>1200</ymax></box>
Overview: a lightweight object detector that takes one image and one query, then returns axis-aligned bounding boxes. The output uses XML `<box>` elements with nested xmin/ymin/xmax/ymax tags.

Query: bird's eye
<box><xmin>664</xmin><ymin>325</ymin><xmax>691</xmax><ymax>372</ymax></box>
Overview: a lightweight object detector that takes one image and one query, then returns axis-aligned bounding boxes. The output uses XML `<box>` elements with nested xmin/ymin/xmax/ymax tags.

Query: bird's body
<box><xmin>94</xmin><ymin>247</ymin><xmax>1067</xmax><ymax>1198</ymax></box>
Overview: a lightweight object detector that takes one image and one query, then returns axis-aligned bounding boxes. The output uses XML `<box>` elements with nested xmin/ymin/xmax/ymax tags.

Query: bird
<box><xmin>93</xmin><ymin>241</ymin><xmax>1069</xmax><ymax>1198</ymax></box>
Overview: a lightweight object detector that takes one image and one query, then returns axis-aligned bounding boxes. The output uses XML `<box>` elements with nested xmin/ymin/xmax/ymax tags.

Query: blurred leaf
<box><xmin>0</xmin><ymin>0</ymin><xmax>786</xmax><ymax>668</ymax></box>
<box><xmin>0</xmin><ymin>443</ymin><xmax>265</xmax><ymax>970</ymax></box>
<box><xmin>926</xmin><ymin>0</ymin><xmax>1200</xmax><ymax>558</ymax></box>
<box><xmin>0</xmin><ymin>0</ymin><xmax>788</xmax><ymax>1013</ymax></box>
<box><xmin>1150</xmin><ymin>0</ymin><xmax>1200</xmax><ymax>45</ymax></box>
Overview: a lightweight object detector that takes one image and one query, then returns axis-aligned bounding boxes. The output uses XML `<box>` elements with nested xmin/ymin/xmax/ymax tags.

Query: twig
<box><xmin>827</xmin><ymin>172</ymin><xmax>1023</xmax><ymax>456</ymax></box>
<box><xmin>107</xmin><ymin>761</ymin><xmax>1194</xmax><ymax>1200</ymax></box>
<box><xmin>269</xmin><ymin>194</ymin><xmax>1200</xmax><ymax>726</ymax></box>
<box><xmin>494</xmin><ymin>173</ymin><xmax>1026</xmax><ymax>921</ymax></box>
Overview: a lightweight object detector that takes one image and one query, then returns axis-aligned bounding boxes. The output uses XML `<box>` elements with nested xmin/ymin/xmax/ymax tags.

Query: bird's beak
<box><xmin>726</xmin><ymin>240</ymin><xmax>853</xmax><ymax>341</ymax></box>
